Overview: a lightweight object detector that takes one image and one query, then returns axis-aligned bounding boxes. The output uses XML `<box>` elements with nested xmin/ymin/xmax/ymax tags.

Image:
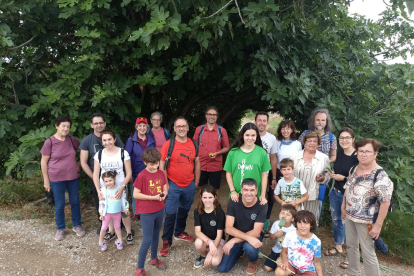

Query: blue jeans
<box><xmin>50</xmin><ymin>178</ymin><xmax>81</xmax><ymax>230</ymax></box>
<box><xmin>161</xmin><ymin>180</ymin><xmax>196</xmax><ymax>244</ymax></box>
<box><xmin>329</xmin><ymin>189</ymin><xmax>345</xmax><ymax>244</ymax></box>
<box><xmin>217</xmin><ymin>234</ymin><xmax>263</xmax><ymax>273</ymax></box>
<box><xmin>137</xmin><ymin>209</ymin><xmax>164</xmax><ymax>268</ymax></box>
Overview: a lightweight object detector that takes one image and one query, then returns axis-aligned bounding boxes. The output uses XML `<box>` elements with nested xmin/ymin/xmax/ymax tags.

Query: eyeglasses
<box><xmin>339</xmin><ymin>136</ymin><xmax>352</xmax><ymax>141</ymax></box>
<box><xmin>358</xmin><ymin>150</ymin><xmax>374</xmax><ymax>156</ymax></box>
<box><xmin>175</xmin><ymin>125</ymin><xmax>188</xmax><ymax>129</ymax></box>
<box><xmin>206</xmin><ymin>113</ymin><xmax>218</xmax><ymax>117</ymax></box>
<box><xmin>151</xmin><ymin>119</ymin><xmax>161</xmax><ymax>122</ymax></box>
<box><xmin>92</xmin><ymin>122</ymin><xmax>105</xmax><ymax>126</ymax></box>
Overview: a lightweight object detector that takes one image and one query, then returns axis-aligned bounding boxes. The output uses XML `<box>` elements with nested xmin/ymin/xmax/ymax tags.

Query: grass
<box><xmin>0</xmin><ymin>175</ymin><xmax>45</xmax><ymax>205</ymax></box>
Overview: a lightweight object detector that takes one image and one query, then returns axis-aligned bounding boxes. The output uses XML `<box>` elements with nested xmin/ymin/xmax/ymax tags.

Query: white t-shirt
<box><xmin>276</xmin><ymin>140</ymin><xmax>302</xmax><ymax>169</ymax></box>
<box><xmin>275</xmin><ymin>177</ymin><xmax>307</xmax><ymax>209</ymax></box>
<box><xmin>93</xmin><ymin>148</ymin><xmax>131</xmax><ymax>188</ymax></box>
<box><xmin>269</xmin><ymin>220</ymin><xmax>296</xmax><ymax>253</ymax></box>
<box><xmin>260</xmin><ymin>132</ymin><xmax>277</xmax><ymax>161</ymax></box>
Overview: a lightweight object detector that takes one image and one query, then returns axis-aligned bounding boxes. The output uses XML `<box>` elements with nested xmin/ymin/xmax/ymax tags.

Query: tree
<box><xmin>1</xmin><ymin>0</ymin><xmax>414</xmax><ymax>211</ymax></box>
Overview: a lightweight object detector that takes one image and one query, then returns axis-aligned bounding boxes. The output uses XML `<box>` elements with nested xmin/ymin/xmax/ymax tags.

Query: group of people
<box><xmin>40</xmin><ymin>107</ymin><xmax>394</xmax><ymax>276</ymax></box>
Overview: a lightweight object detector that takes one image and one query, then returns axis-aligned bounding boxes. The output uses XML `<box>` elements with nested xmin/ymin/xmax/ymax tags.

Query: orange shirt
<box><xmin>160</xmin><ymin>138</ymin><xmax>197</xmax><ymax>188</ymax></box>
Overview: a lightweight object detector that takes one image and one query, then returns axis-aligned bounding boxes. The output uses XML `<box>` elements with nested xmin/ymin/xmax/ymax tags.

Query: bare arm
<box><xmin>93</xmin><ymin>160</ymin><xmax>103</xmax><ymax>199</ymax></box>
<box><xmin>314</xmin><ymin>256</ymin><xmax>323</xmax><ymax>276</ymax></box>
<box><xmin>369</xmin><ymin>201</ymin><xmax>391</xmax><ymax>239</ymax></box>
<box><xmin>215</xmin><ymin>146</ymin><xmax>230</xmax><ymax>156</ymax></box>
<box><xmin>329</xmin><ymin>150</ymin><xmax>337</xmax><ymax>163</ymax></box>
<box><xmin>41</xmin><ymin>155</ymin><xmax>51</xmax><ymax>192</ymax></box>
<box><xmin>270</xmin><ymin>153</ymin><xmax>277</xmax><ymax>182</ymax></box>
<box><xmin>259</xmin><ymin>171</ymin><xmax>268</xmax><ymax>204</ymax></box>
<box><xmin>294</xmin><ymin>192</ymin><xmax>309</xmax><ymax>205</ymax></box>
<box><xmin>226</xmin><ymin>171</ymin><xmax>239</xmax><ymax>202</ymax></box>
<box><xmin>194</xmin><ymin>157</ymin><xmax>201</xmax><ymax>187</ymax></box>
<box><xmin>80</xmin><ymin>150</ymin><xmax>93</xmax><ymax>178</ymax></box>
<box><xmin>274</xmin><ymin>193</ymin><xmax>285</xmax><ymax>205</ymax></box>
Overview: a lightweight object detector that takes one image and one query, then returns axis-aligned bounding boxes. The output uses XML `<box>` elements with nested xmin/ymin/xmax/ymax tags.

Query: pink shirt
<box><xmin>40</xmin><ymin>135</ymin><xmax>80</xmax><ymax>182</ymax></box>
<box><xmin>193</xmin><ymin>124</ymin><xmax>229</xmax><ymax>172</ymax></box>
<box><xmin>152</xmin><ymin>128</ymin><xmax>167</xmax><ymax>152</ymax></box>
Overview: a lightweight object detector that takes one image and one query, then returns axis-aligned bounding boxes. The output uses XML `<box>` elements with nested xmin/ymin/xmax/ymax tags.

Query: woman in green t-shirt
<box><xmin>223</xmin><ymin>123</ymin><xmax>271</xmax><ymax>205</ymax></box>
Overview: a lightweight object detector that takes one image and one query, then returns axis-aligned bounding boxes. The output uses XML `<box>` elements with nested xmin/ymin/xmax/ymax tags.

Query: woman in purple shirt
<box><xmin>40</xmin><ymin>116</ymin><xmax>85</xmax><ymax>241</ymax></box>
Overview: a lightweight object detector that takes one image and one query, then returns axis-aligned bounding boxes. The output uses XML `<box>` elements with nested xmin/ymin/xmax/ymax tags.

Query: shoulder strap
<box><xmin>163</xmin><ymin>128</ymin><xmax>170</xmax><ymax>140</ymax></box>
<box><xmin>121</xmin><ymin>149</ymin><xmax>126</xmax><ymax>177</ymax></box>
<box><xmin>98</xmin><ymin>149</ymin><xmax>103</xmax><ymax>178</ymax></box>
<box><xmin>373</xmin><ymin>169</ymin><xmax>384</xmax><ymax>184</ymax></box>
<box><xmin>191</xmin><ymin>138</ymin><xmax>199</xmax><ymax>167</ymax></box>
<box><xmin>329</xmin><ymin>132</ymin><xmax>334</xmax><ymax>142</ymax></box>
<box><xmin>198</xmin><ymin>125</ymin><xmax>205</xmax><ymax>146</ymax></box>
<box><xmin>164</xmin><ymin>137</ymin><xmax>176</xmax><ymax>170</ymax></box>
<box><xmin>47</xmin><ymin>137</ymin><xmax>53</xmax><ymax>162</ymax></box>
<box><xmin>372</xmin><ymin>168</ymin><xmax>394</xmax><ymax>212</ymax></box>
<box><xmin>217</xmin><ymin>125</ymin><xmax>222</xmax><ymax>143</ymax></box>
<box><xmin>304</xmin><ymin>130</ymin><xmax>310</xmax><ymax>134</ymax></box>
<box><xmin>68</xmin><ymin>135</ymin><xmax>77</xmax><ymax>151</ymax></box>
<box><xmin>349</xmin><ymin>165</ymin><xmax>357</xmax><ymax>175</ymax></box>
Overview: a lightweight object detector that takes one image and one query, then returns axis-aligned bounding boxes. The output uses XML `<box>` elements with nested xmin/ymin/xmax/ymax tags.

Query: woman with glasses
<box><xmin>340</xmin><ymin>139</ymin><xmax>393</xmax><ymax>276</ymax></box>
<box><xmin>148</xmin><ymin>112</ymin><xmax>171</xmax><ymax>152</ymax></box>
<box><xmin>290</xmin><ymin>131</ymin><xmax>330</xmax><ymax>227</ymax></box>
<box><xmin>324</xmin><ymin>128</ymin><xmax>358</xmax><ymax>257</ymax></box>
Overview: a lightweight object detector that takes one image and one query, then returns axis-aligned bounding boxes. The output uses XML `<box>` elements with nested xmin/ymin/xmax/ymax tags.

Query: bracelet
<box><xmin>207</xmin><ymin>239</ymin><xmax>213</xmax><ymax>245</ymax></box>
<box><xmin>206</xmin><ymin>239</ymin><xmax>211</xmax><ymax>245</ymax></box>
<box><xmin>273</xmin><ymin>178</ymin><xmax>277</xmax><ymax>180</ymax></box>
<box><xmin>231</xmin><ymin>190</ymin><xmax>236</xmax><ymax>193</ymax></box>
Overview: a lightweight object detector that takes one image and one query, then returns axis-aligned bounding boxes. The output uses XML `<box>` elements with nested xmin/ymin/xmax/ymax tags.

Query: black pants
<box><xmin>266</xmin><ymin>169</ymin><xmax>282</xmax><ymax>220</ymax></box>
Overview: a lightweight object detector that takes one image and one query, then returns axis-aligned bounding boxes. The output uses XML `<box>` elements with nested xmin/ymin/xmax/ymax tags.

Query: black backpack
<box><xmin>349</xmin><ymin>165</ymin><xmax>394</xmax><ymax>213</ymax></box>
<box><xmin>164</xmin><ymin>134</ymin><xmax>199</xmax><ymax>170</ymax></box>
<box><xmin>98</xmin><ymin>148</ymin><xmax>126</xmax><ymax>178</ymax></box>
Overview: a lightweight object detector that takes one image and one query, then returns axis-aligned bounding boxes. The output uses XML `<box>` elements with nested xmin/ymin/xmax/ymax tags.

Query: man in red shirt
<box><xmin>159</xmin><ymin>117</ymin><xmax>201</xmax><ymax>257</ymax></box>
<box><xmin>193</xmin><ymin>107</ymin><xmax>230</xmax><ymax>198</ymax></box>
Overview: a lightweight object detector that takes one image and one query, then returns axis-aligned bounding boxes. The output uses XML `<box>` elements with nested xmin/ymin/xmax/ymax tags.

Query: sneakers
<box><xmin>151</xmin><ymin>257</ymin><xmax>166</xmax><ymax>270</ymax></box>
<box><xmin>132</xmin><ymin>214</ymin><xmax>140</xmax><ymax>221</ymax></box>
<box><xmin>72</xmin><ymin>225</ymin><xmax>85</xmax><ymax>237</ymax></box>
<box><xmin>174</xmin><ymin>231</ymin><xmax>194</xmax><ymax>242</ymax></box>
<box><xmin>135</xmin><ymin>268</ymin><xmax>147</xmax><ymax>276</ymax></box>
<box><xmin>115</xmin><ymin>239</ymin><xmax>123</xmax><ymax>250</ymax></box>
<box><xmin>194</xmin><ymin>255</ymin><xmax>206</xmax><ymax>268</ymax></box>
<box><xmin>104</xmin><ymin>232</ymin><xmax>116</xmax><ymax>242</ymax></box>
<box><xmin>246</xmin><ymin>260</ymin><xmax>258</xmax><ymax>275</ymax></box>
<box><xmin>55</xmin><ymin>229</ymin><xmax>65</xmax><ymax>241</ymax></box>
<box><xmin>121</xmin><ymin>227</ymin><xmax>135</xmax><ymax>236</ymax></box>
<box><xmin>160</xmin><ymin>240</ymin><xmax>171</xmax><ymax>257</ymax></box>
<box><xmin>126</xmin><ymin>233</ymin><xmax>134</xmax><ymax>245</ymax></box>
<box><xmin>99</xmin><ymin>240</ymin><xmax>107</xmax><ymax>251</ymax></box>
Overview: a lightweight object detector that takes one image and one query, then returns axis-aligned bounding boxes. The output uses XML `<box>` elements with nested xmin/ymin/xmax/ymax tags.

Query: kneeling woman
<box><xmin>194</xmin><ymin>185</ymin><xmax>226</xmax><ymax>268</ymax></box>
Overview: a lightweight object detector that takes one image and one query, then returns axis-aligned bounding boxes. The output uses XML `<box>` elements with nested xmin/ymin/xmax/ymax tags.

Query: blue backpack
<box><xmin>198</xmin><ymin>124</ymin><xmax>222</xmax><ymax>146</ymax></box>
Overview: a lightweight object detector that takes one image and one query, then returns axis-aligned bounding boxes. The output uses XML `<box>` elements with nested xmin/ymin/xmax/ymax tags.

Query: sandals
<box><xmin>263</xmin><ymin>230</ymin><xmax>270</xmax><ymax>238</ymax></box>
<box><xmin>324</xmin><ymin>247</ymin><xmax>343</xmax><ymax>256</ymax></box>
<box><xmin>339</xmin><ymin>261</ymin><xmax>349</xmax><ymax>269</ymax></box>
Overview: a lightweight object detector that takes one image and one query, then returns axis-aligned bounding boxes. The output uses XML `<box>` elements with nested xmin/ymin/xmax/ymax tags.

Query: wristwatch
<box><xmin>273</xmin><ymin>178</ymin><xmax>277</xmax><ymax>180</ymax></box>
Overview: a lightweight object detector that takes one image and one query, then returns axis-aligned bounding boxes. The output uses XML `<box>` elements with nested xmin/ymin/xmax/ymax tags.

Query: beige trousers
<box><xmin>303</xmin><ymin>200</ymin><xmax>319</xmax><ymax>225</ymax></box>
<box><xmin>345</xmin><ymin>218</ymin><xmax>380</xmax><ymax>276</ymax></box>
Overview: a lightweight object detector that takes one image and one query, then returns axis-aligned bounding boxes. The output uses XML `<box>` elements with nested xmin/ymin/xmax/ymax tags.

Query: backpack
<box><xmin>304</xmin><ymin>129</ymin><xmax>334</xmax><ymax>142</ymax></box>
<box><xmin>98</xmin><ymin>148</ymin><xmax>126</xmax><ymax>178</ymax></box>
<box><xmin>48</xmin><ymin>135</ymin><xmax>77</xmax><ymax>158</ymax></box>
<box><xmin>164</xmin><ymin>134</ymin><xmax>199</xmax><ymax>170</ymax></box>
<box><xmin>198</xmin><ymin>124</ymin><xmax>222</xmax><ymax>147</ymax></box>
<box><xmin>147</xmin><ymin>128</ymin><xmax>171</xmax><ymax>143</ymax></box>
<box><xmin>349</xmin><ymin>165</ymin><xmax>394</xmax><ymax>213</ymax></box>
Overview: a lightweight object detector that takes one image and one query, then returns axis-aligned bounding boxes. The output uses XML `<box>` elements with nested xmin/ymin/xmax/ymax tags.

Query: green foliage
<box><xmin>0</xmin><ymin>0</ymin><xmax>414</xmax><ymax>212</ymax></box>
<box><xmin>381</xmin><ymin>211</ymin><xmax>414</xmax><ymax>264</ymax></box>
<box><xmin>0</xmin><ymin>176</ymin><xmax>45</xmax><ymax>204</ymax></box>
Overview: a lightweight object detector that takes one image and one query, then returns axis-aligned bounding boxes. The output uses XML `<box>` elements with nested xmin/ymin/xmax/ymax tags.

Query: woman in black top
<box><xmin>325</xmin><ymin>127</ymin><xmax>358</xmax><ymax>256</ymax></box>
<box><xmin>193</xmin><ymin>185</ymin><xmax>226</xmax><ymax>268</ymax></box>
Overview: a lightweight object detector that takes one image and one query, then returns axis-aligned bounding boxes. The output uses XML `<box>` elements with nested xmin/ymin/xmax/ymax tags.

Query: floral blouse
<box><xmin>344</xmin><ymin>165</ymin><xmax>393</xmax><ymax>224</ymax></box>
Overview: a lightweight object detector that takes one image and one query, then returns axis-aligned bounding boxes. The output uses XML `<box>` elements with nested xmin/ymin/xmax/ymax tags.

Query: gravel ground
<box><xmin>0</xmin><ymin>179</ymin><xmax>412</xmax><ymax>276</ymax></box>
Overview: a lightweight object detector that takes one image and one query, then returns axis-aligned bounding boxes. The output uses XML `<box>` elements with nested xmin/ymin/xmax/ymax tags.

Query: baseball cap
<box><xmin>135</xmin><ymin>117</ymin><xmax>148</xmax><ymax>125</ymax></box>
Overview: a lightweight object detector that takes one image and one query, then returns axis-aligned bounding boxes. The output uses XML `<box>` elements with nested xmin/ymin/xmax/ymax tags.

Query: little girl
<box><xmin>194</xmin><ymin>185</ymin><xmax>226</xmax><ymax>268</ymax></box>
<box><xmin>134</xmin><ymin>149</ymin><xmax>168</xmax><ymax>276</ymax></box>
<box><xmin>98</xmin><ymin>171</ymin><xmax>129</xmax><ymax>251</ymax></box>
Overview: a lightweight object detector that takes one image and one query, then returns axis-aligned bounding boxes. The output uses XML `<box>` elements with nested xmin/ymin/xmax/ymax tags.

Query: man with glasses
<box><xmin>159</xmin><ymin>117</ymin><xmax>201</xmax><ymax>257</ymax></box>
<box><xmin>148</xmin><ymin>111</ymin><xmax>171</xmax><ymax>152</ymax></box>
<box><xmin>79</xmin><ymin>113</ymin><xmax>125</xmax><ymax>232</ymax></box>
<box><xmin>193</xmin><ymin>107</ymin><xmax>230</xmax><ymax>198</ymax></box>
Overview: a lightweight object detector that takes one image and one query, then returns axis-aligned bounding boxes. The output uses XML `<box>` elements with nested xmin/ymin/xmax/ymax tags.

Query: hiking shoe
<box><xmin>160</xmin><ymin>240</ymin><xmax>170</xmax><ymax>257</ymax></box>
<box><xmin>135</xmin><ymin>268</ymin><xmax>147</xmax><ymax>276</ymax></box>
<box><xmin>174</xmin><ymin>231</ymin><xmax>194</xmax><ymax>242</ymax></box>
<box><xmin>194</xmin><ymin>255</ymin><xmax>206</xmax><ymax>268</ymax></box>
<box><xmin>121</xmin><ymin>227</ymin><xmax>135</xmax><ymax>236</ymax></box>
<box><xmin>263</xmin><ymin>220</ymin><xmax>270</xmax><ymax>231</ymax></box>
<box><xmin>99</xmin><ymin>240</ymin><xmax>107</xmax><ymax>251</ymax></box>
<box><xmin>151</xmin><ymin>257</ymin><xmax>166</xmax><ymax>270</ymax></box>
<box><xmin>72</xmin><ymin>225</ymin><xmax>85</xmax><ymax>237</ymax></box>
<box><xmin>132</xmin><ymin>214</ymin><xmax>140</xmax><ymax>221</ymax></box>
<box><xmin>103</xmin><ymin>232</ymin><xmax>116</xmax><ymax>242</ymax></box>
<box><xmin>115</xmin><ymin>239</ymin><xmax>123</xmax><ymax>250</ymax></box>
<box><xmin>55</xmin><ymin>229</ymin><xmax>65</xmax><ymax>241</ymax></box>
<box><xmin>246</xmin><ymin>260</ymin><xmax>258</xmax><ymax>275</ymax></box>
<box><xmin>126</xmin><ymin>233</ymin><xmax>134</xmax><ymax>245</ymax></box>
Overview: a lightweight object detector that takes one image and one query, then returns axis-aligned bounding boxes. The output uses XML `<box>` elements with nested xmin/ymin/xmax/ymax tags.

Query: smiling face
<box><xmin>296</xmin><ymin>220</ymin><xmax>311</xmax><ymax>236</ymax></box>
<box><xmin>136</xmin><ymin>122</ymin><xmax>148</xmax><ymax>136</ymax></box>
<box><xmin>55</xmin><ymin>121</ymin><xmax>71</xmax><ymax>136</ymax></box>
<box><xmin>357</xmin><ymin>143</ymin><xmax>378</xmax><ymax>166</ymax></box>
<box><xmin>243</xmin><ymin>129</ymin><xmax>257</xmax><ymax>146</ymax></box>
<box><xmin>255</xmin><ymin>114</ymin><xmax>268</xmax><ymax>133</ymax></box>
<box><xmin>281</xmin><ymin>125</ymin><xmax>293</xmax><ymax>140</ymax></box>
<box><xmin>338</xmin><ymin>131</ymin><xmax>355</xmax><ymax>150</ymax></box>
<box><xmin>173</xmin><ymin>119</ymin><xmax>189</xmax><ymax>138</ymax></box>
<box><xmin>205</xmin><ymin>109</ymin><xmax>218</xmax><ymax>125</ymax></box>
<box><xmin>91</xmin><ymin>116</ymin><xmax>106</xmax><ymax>134</ymax></box>
<box><xmin>201</xmin><ymin>191</ymin><xmax>215</xmax><ymax>209</ymax></box>
<box><xmin>151</xmin><ymin>115</ymin><xmax>161</xmax><ymax>129</ymax></box>
<box><xmin>101</xmin><ymin>133</ymin><xmax>116</xmax><ymax>149</ymax></box>
<box><xmin>241</xmin><ymin>184</ymin><xmax>258</xmax><ymax>204</ymax></box>
<box><xmin>314</xmin><ymin>112</ymin><xmax>327</xmax><ymax>131</ymax></box>
<box><xmin>103</xmin><ymin>177</ymin><xmax>116</xmax><ymax>189</ymax></box>
<box><xmin>304</xmin><ymin>137</ymin><xmax>318</xmax><ymax>151</ymax></box>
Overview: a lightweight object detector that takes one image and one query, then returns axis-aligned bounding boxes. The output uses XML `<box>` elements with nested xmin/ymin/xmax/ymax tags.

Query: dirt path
<box><xmin>0</xmin><ymin>174</ymin><xmax>412</xmax><ymax>276</ymax></box>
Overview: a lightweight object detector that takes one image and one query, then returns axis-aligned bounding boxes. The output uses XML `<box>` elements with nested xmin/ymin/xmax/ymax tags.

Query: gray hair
<box><xmin>241</xmin><ymin>178</ymin><xmax>258</xmax><ymax>189</ymax></box>
<box><xmin>150</xmin><ymin>111</ymin><xmax>163</xmax><ymax>122</ymax></box>
<box><xmin>308</xmin><ymin>108</ymin><xmax>333</xmax><ymax>133</ymax></box>
<box><xmin>135</xmin><ymin>123</ymin><xmax>149</xmax><ymax>130</ymax></box>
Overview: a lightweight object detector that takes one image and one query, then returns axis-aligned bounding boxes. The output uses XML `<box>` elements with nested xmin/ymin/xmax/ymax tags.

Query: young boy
<box><xmin>275</xmin><ymin>210</ymin><xmax>323</xmax><ymax>276</ymax></box>
<box><xmin>264</xmin><ymin>205</ymin><xmax>297</xmax><ymax>272</ymax></box>
<box><xmin>274</xmin><ymin>158</ymin><xmax>309</xmax><ymax>211</ymax></box>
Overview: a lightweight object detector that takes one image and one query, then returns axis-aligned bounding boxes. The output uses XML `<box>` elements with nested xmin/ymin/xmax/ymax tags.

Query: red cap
<box><xmin>135</xmin><ymin>117</ymin><xmax>148</xmax><ymax>125</ymax></box>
